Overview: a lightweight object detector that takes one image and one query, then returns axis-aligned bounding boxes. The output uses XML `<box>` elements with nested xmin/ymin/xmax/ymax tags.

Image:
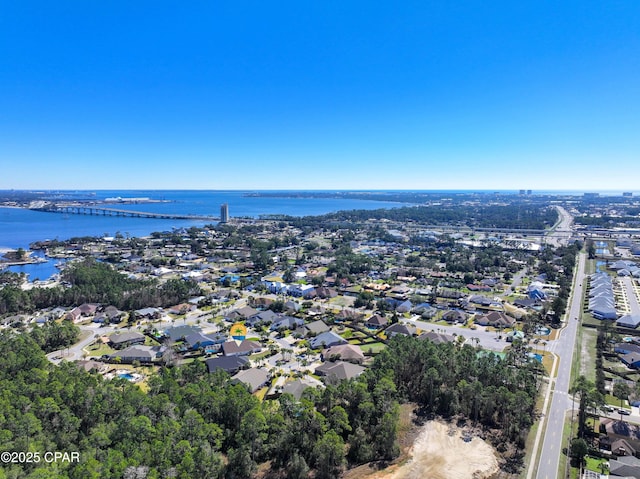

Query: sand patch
<box><xmin>369</xmin><ymin>420</ymin><xmax>499</xmax><ymax>479</ymax></box>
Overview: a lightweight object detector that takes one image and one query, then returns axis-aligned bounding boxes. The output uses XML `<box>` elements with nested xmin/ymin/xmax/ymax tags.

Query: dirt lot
<box><xmin>345</xmin><ymin>419</ymin><xmax>499</xmax><ymax>479</ymax></box>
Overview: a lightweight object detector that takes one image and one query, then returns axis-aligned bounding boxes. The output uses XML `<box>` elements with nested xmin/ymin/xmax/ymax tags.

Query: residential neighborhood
<box><xmin>2</xmin><ymin>193</ymin><xmax>640</xmax><ymax>479</ymax></box>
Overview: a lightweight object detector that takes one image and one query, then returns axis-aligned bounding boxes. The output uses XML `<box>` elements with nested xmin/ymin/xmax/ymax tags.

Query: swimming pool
<box><xmin>528</xmin><ymin>353</ymin><xmax>543</xmax><ymax>363</ymax></box>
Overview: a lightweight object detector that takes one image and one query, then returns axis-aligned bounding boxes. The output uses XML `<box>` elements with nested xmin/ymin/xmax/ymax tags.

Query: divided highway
<box><xmin>532</xmin><ymin>252</ymin><xmax>585</xmax><ymax>479</ymax></box>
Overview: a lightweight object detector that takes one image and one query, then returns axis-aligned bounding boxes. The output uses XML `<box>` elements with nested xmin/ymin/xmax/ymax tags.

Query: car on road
<box><xmin>618</xmin><ymin>409</ymin><xmax>631</xmax><ymax>415</ymax></box>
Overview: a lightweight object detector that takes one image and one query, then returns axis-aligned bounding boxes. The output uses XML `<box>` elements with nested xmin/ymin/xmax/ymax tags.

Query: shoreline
<box><xmin>1</xmin><ymin>259</ymin><xmax>47</xmax><ymax>267</ymax></box>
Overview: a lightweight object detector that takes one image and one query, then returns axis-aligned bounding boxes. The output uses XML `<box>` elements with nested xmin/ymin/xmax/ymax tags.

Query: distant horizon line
<box><xmin>2</xmin><ymin>188</ymin><xmax>638</xmax><ymax>193</ymax></box>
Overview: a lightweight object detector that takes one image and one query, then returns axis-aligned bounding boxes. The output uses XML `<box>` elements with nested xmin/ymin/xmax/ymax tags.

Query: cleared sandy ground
<box><xmin>367</xmin><ymin>420</ymin><xmax>499</xmax><ymax>479</ymax></box>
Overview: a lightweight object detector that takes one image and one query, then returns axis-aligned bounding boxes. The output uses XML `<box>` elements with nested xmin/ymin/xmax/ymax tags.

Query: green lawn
<box><xmin>328</xmin><ymin>296</ymin><xmax>355</xmax><ymax>307</ymax></box>
<box><xmin>582</xmin><ymin>314</ymin><xmax>603</xmax><ymax>328</ymax></box>
<box><xmin>250</xmin><ymin>350</ymin><xmax>273</xmax><ymax>361</ymax></box>
<box><xmin>585</xmin><ymin>455</ymin><xmax>609</xmax><ymax>474</ymax></box>
<box><xmin>580</xmin><ymin>328</ymin><xmax>598</xmax><ymax>382</ymax></box>
<box><xmin>255</xmin><ymin>387</ymin><xmax>269</xmax><ymax>401</ymax></box>
<box><xmin>604</xmin><ymin>393</ymin><xmax>625</xmax><ymax>407</ymax></box>
<box><xmin>358</xmin><ymin>342</ymin><xmax>386</xmax><ymax>354</ymax></box>
<box><xmin>86</xmin><ymin>341</ymin><xmax>115</xmax><ymax>357</ymax></box>
<box><xmin>339</xmin><ymin>330</ymin><xmax>354</xmax><ymax>339</ymax></box>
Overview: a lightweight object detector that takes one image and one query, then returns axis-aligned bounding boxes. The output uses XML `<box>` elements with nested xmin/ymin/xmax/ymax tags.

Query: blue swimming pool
<box><xmin>528</xmin><ymin>353</ymin><xmax>543</xmax><ymax>363</ymax></box>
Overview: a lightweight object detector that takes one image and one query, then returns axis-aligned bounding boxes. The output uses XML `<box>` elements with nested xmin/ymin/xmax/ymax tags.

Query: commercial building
<box><xmin>220</xmin><ymin>203</ymin><xmax>229</xmax><ymax>223</ymax></box>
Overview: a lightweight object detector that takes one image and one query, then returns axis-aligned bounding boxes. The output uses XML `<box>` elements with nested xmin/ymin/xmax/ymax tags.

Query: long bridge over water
<box><xmin>31</xmin><ymin>204</ymin><xmax>220</xmax><ymax>221</ymax></box>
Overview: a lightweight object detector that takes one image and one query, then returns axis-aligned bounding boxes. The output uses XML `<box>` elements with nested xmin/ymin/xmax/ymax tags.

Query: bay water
<box><xmin>0</xmin><ymin>190</ymin><xmax>407</xmax><ymax>280</ymax></box>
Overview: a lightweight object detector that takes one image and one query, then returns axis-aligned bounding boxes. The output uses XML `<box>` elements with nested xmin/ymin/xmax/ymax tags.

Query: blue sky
<box><xmin>1</xmin><ymin>1</ymin><xmax>639</xmax><ymax>190</ymax></box>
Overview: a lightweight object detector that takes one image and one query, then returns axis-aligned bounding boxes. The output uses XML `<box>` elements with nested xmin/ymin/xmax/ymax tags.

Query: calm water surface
<box><xmin>1</xmin><ymin>190</ymin><xmax>407</xmax><ymax>279</ymax></box>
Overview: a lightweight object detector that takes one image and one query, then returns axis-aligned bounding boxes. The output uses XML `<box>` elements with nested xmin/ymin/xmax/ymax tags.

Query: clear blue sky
<box><xmin>1</xmin><ymin>1</ymin><xmax>639</xmax><ymax>190</ymax></box>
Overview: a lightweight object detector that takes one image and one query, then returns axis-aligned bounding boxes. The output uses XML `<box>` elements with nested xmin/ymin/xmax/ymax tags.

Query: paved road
<box><xmin>534</xmin><ymin>252</ymin><xmax>586</xmax><ymax>479</ymax></box>
<box><xmin>45</xmin><ymin>302</ymin><xmax>233</xmax><ymax>364</ymax></box>
<box><xmin>503</xmin><ymin>267</ymin><xmax>528</xmax><ymax>296</ymax></box>
<box><xmin>47</xmin><ymin>323</ymin><xmax>117</xmax><ymax>364</ymax></box>
<box><xmin>546</xmin><ymin>206</ymin><xmax>574</xmax><ymax>247</ymax></box>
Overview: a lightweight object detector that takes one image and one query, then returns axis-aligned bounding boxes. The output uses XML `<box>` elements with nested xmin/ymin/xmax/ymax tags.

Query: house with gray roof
<box><xmin>74</xmin><ymin>359</ymin><xmax>108</xmax><ymax>373</ymax></box>
<box><xmin>442</xmin><ymin>309</ymin><xmax>467</xmax><ymax>324</ymax></box>
<box><xmin>108</xmin><ymin>331</ymin><xmax>146</xmax><ymax>349</ymax></box>
<box><xmin>93</xmin><ymin>305</ymin><xmax>123</xmax><ymax>324</ymax></box>
<box><xmin>395</xmin><ymin>300</ymin><xmax>413</xmax><ymax>313</ymax></box>
<box><xmin>475</xmin><ymin>311</ymin><xmax>515</xmax><ymax>328</ymax></box>
<box><xmin>109</xmin><ymin>345</ymin><xmax>164</xmax><ymax>364</ymax></box>
<box><xmin>468</xmin><ymin>295</ymin><xmax>493</xmax><ymax>306</ymax></box>
<box><xmin>621</xmin><ymin>352</ymin><xmax>640</xmax><ymax>369</ymax></box>
<box><xmin>281</xmin><ymin>378</ymin><xmax>322</xmax><ymax>400</ymax></box>
<box><xmin>618</xmin><ymin>315</ymin><xmax>640</xmax><ymax>329</ymax></box>
<box><xmin>364</xmin><ymin>314</ymin><xmax>388</xmax><ymax>329</ymax></box>
<box><xmin>245</xmin><ymin>310</ymin><xmax>279</xmax><ymax>327</ymax></box>
<box><xmin>412</xmin><ymin>303</ymin><xmax>437</xmax><ymax>318</ymax></box>
<box><xmin>610</xmin><ymin>260</ymin><xmax>637</xmax><ymax>271</ymax></box>
<box><xmin>205</xmin><ymin>356</ymin><xmax>250</xmax><ymax>374</ymax></box>
<box><xmin>284</xmin><ymin>300</ymin><xmax>302</xmax><ymax>313</ymax></box>
<box><xmin>301</xmin><ymin>319</ymin><xmax>330</xmax><ymax>336</ymax></box>
<box><xmin>232</xmin><ymin>368</ymin><xmax>270</xmax><ymax>393</ymax></box>
<box><xmin>599</xmin><ymin>436</ymin><xmax>638</xmax><ymax>458</ymax></box>
<box><xmin>221</xmin><ymin>339</ymin><xmax>262</xmax><ymax>357</ymax></box>
<box><xmin>323</xmin><ymin>344</ymin><xmax>366</xmax><ymax>364</ymax></box>
<box><xmin>385</xmin><ymin>323</ymin><xmax>417</xmax><ymax>337</ymax></box>
<box><xmin>314</xmin><ymin>287</ymin><xmax>338</xmax><ymax>299</ymax></box>
<box><xmin>310</xmin><ymin>331</ymin><xmax>347</xmax><ymax>349</ymax></box>
<box><xmin>418</xmin><ymin>331</ymin><xmax>455</xmax><ymax>344</ymax></box>
<box><xmin>225</xmin><ymin>306</ymin><xmax>259</xmax><ymax>321</ymax></box>
<box><xmin>608</xmin><ymin>454</ymin><xmax>640</xmax><ymax>477</ymax></box>
<box><xmin>184</xmin><ymin>332</ymin><xmax>226</xmax><ymax>351</ymax></box>
<box><xmin>600</xmin><ymin>419</ymin><xmax>640</xmax><ymax>456</ymax></box>
<box><xmin>616</xmin><ymin>343</ymin><xmax>640</xmax><ymax>356</ymax></box>
<box><xmin>270</xmin><ymin>315</ymin><xmax>305</xmax><ymax>331</ymax></box>
<box><xmin>590</xmin><ymin>298</ymin><xmax>618</xmax><ymax>320</ymax></box>
<box><xmin>315</xmin><ymin>361</ymin><xmax>365</xmax><ymax>384</ymax></box>
<box><xmin>165</xmin><ymin>325</ymin><xmax>202</xmax><ymax>342</ymax></box>
<box><xmin>134</xmin><ymin>307</ymin><xmax>161</xmax><ymax>319</ymax></box>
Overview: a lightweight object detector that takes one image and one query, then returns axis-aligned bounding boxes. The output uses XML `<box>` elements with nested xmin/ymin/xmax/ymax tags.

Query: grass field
<box><xmin>86</xmin><ymin>341</ymin><xmax>115</xmax><ymax>357</ymax></box>
<box><xmin>579</xmin><ymin>328</ymin><xmax>598</xmax><ymax>382</ymax></box>
<box><xmin>358</xmin><ymin>342</ymin><xmax>386</xmax><ymax>354</ymax></box>
<box><xmin>328</xmin><ymin>296</ymin><xmax>355</xmax><ymax>307</ymax></box>
<box><xmin>558</xmin><ymin>411</ymin><xmax>578</xmax><ymax>479</ymax></box>
<box><xmin>584</xmin><ymin>455</ymin><xmax>609</xmax><ymax>474</ymax></box>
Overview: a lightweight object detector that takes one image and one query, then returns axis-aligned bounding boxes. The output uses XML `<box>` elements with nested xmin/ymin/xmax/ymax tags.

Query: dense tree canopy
<box><xmin>0</xmin><ymin>330</ymin><xmax>540</xmax><ymax>478</ymax></box>
<box><xmin>286</xmin><ymin>204</ymin><xmax>557</xmax><ymax>231</ymax></box>
<box><xmin>0</xmin><ymin>259</ymin><xmax>200</xmax><ymax>315</ymax></box>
